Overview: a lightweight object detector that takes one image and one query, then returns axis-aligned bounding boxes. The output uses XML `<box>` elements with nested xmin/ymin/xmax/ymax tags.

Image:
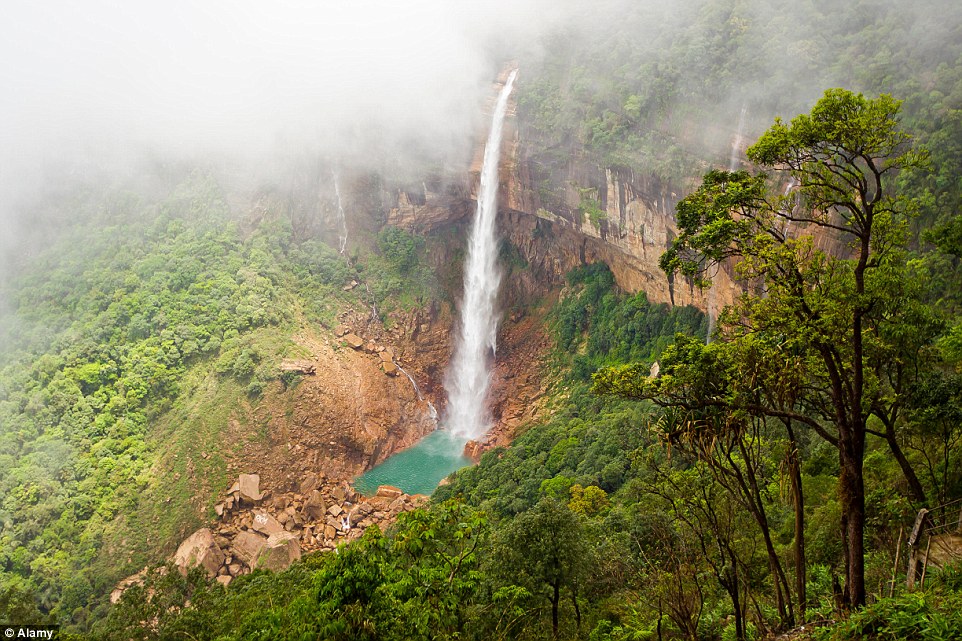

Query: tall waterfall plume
<box><xmin>445</xmin><ymin>69</ymin><xmax>517</xmax><ymax>440</ymax></box>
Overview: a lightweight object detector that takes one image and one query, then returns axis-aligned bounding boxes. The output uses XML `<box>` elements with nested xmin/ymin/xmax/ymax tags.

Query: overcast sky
<box><xmin>3</xmin><ymin>0</ymin><xmax>958</xmax><ymax>246</ymax></box>
<box><xmin>1</xmin><ymin>1</ymin><xmax>577</xmax><ymax>214</ymax></box>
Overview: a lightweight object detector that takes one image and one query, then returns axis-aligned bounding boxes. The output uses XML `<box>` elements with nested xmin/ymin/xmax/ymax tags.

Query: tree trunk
<box><xmin>786</xmin><ymin>421</ymin><xmax>807</xmax><ymax>622</ymax></box>
<box><xmin>551</xmin><ymin>581</ymin><xmax>560</xmax><ymax>639</ymax></box>
<box><xmin>571</xmin><ymin>589</ymin><xmax>581</xmax><ymax>631</ymax></box>
<box><xmin>657</xmin><ymin>596</ymin><xmax>663</xmax><ymax>641</ymax></box>
<box><xmin>840</xmin><ymin>444</ymin><xmax>867</xmax><ymax>607</ymax></box>
<box><xmin>882</xmin><ymin>421</ymin><xmax>926</xmax><ymax>504</ymax></box>
<box><xmin>731</xmin><ymin>436</ymin><xmax>794</xmax><ymax>627</ymax></box>
<box><xmin>722</xmin><ymin>562</ymin><xmax>745</xmax><ymax>641</ymax></box>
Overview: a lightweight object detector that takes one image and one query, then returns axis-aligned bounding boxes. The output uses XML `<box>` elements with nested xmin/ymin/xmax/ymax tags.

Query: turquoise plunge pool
<box><xmin>352</xmin><ymin>430</ymin><xmax>473</xmax><ymax>497</ymax></box>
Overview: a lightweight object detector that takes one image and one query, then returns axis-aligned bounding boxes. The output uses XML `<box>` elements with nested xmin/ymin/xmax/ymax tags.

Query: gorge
<box><xmin>5</xmin><ymin>3</ymin><xmax>962</xmax><ymax>638</ymax></box>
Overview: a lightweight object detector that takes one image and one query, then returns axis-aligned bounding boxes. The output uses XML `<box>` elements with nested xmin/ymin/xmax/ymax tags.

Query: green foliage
<box><xmin>0</xmin><ymin>175</ymin><xmax>358</xmax><ymax>628</ymax></box>
<box><xmin>376</xmin><ymin>226</ymin><xmax>422</xmax><ymax>274</ymax></box>
<box><xmin>517</xmin><ymin>1</ymin><xmax>962</xmax><ymax>205</ymax></box>
<box><xmin>94</xmin><ymin>501</ymin><xmax>488</xmax><ymax>641</ymax></box>
<box><xmin>577</xmin><ymin>188</ymin><xmax>607</xmax><ymax>226</ymax></box>
<box><xmin>551</xmin><ymin>263</ymin><xmax>706</xmax><ymax>381</ymax></box>
<box><xmin>818</xmin><ymin>588</ymin><xmax>962</xmax><ymax>641</ymax></box>
<box><xmin>488</xmin><ymin>498</ymin><xmax>590</xmax><ymax>638</ymax></box>
<box><xmin>358</xmin><ymin>226</ymin><xmax>439</xmax><ymax>318</ymax></box>
<box><xmin>7</xmin><ymin>3</ymin><xmax>962</xmax><ymax>637</ymax></box>
<box><xmin>568</xmin><ymin>485</ymin><xmax>610</xmax><ymax>518</ymax></box>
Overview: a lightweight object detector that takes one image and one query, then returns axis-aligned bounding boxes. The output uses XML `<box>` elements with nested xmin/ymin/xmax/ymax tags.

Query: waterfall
<box><xmin>784</xmin><ymin>177</ymin><xmax>796</xmax><ymax>196</ymax></box>
<box><xmin>332</xmin><ymin>170</ymin><xmax>348</xmax><ymax>254</ymax></box>
<box><xmin>728</xmin><ymin>104</ymin><xmax>748</xmax><ymax>172</ymax></box>
<box><xmin>445</xmin><ymin>69</ymin><xmax>517</xmax><ymax>440</ymax></box>
<box><xmin>707</xmin><ymin>105</ymin><xmax>748</xmax><ymax>343</ymax></box>
<box><xmin>395</xmin><ymin>362</ymin><xmax>439</xmax><ymax>423</ymax></box>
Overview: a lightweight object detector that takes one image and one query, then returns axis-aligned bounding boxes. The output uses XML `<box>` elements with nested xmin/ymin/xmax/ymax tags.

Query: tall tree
<box><xmin>489</xmin><ymin>498</ymin><xmax>590</xmax><ymax>639</ymax></box>
<box><xmin>600</xmin><ymin>90</ymin><xmax>931</xmax><ymax>608</ymax></box>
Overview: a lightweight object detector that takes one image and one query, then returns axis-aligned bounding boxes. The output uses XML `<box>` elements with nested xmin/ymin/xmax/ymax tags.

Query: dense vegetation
<box><xmin>90</xmin><ymin>249</ymin><xmax>962</xmax><ymax>640</ymax></box>
<box><xmin>91</xmin><ymin>264</ymin><xmax>713</xmax><ymax>640</ymax></box>
<box><xmin>518</xmin><ymin>0</ymin><xmax>962</xmax><ymax>234</ymax></box>
<box><xmin>0</xmin><ymin>172</ymin><xmax>437</xmax><ymax>628</ymax></box>
<box><xmin>93</xmin><ymin>87</ymin><xmax>962</xmax><ymax>639</ymax></box>
<box><xmin>3</xmin><ymin>1</ymin><xmax>962</xmax><ymax>639</ymax></box>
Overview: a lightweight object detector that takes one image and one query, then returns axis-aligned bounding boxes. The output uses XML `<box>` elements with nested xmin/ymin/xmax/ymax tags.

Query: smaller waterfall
<box><xmin>728</xmin><ymin>105</ymin><xmax>748</xmax><ymax>172</ymax></box>
<box><xmin>332</xmin><ymin>170</ymin><xmax>348</xmax><ymax>254</ymax></box>
<box><xmin>395</xmin><ymin>362</ymin><xmax>439</xmax><ymax>424</ymax></box>
<box><xmin>708</xmin><ymin>105</ymin><xmax>748</xmax><ymax>343</ymax></box>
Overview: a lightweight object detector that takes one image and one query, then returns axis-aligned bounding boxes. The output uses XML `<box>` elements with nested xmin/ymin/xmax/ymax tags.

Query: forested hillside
<box><xmin>0</xmin><ymin>170</ymin><xmax>442</xmax><ymax>626</ymax></box>
<box><xmin>2</xmin><ymin>1</ymin><xmax>962</xmax><ymax>640</ymax></box>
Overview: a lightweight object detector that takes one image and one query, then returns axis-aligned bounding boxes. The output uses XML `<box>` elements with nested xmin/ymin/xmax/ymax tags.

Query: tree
<box><xmin>489</xmin><ymin>498</ymin><xmax>590</xmax><ymax>639</ymax></box>
<box><xmin>600</xmin><ymin>89</ymin><xmax>931</xmax><ymax>608</ymax></box>
<box><xmin>596</xmin><ymin>336</ymin><xmax>799</xmax><ymax>630</ymax></box>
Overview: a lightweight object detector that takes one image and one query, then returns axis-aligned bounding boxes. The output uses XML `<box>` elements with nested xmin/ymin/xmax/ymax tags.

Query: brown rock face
<box><xmin>173</xmin><ymin>529</ymin><xmax>225</xmax><ymax>577</ymax></box>
<box><xmin>381</xmin><ymin>361</ymin><xmax>399</xmax><ymax>376</ymax></box>
<box><xmin>463</xmin><ymin>440</ymin><xmax>483</xmax><ymax>461</ymax></box>
<box><xmin>384</xmin><ymin>71</ymin><xmax>736</xmax><ymax>313</ymax></box>
<box><xmin>303</xmin><ymin>490</ymin><xmax>327</xmax><ymax>520</ymax></box>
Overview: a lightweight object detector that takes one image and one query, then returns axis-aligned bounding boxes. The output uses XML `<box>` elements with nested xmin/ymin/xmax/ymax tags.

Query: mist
<box><xmin>2</xmin><ymin>0</ymin><xmax>960</xmax><ymax>277</ymax></box>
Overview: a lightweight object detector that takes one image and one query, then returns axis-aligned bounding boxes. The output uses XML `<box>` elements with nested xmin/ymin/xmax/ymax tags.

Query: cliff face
<box><xmin>387</xmin><ymin>74</ymin><xmax>738</xmax><ymax>313</ymax></box>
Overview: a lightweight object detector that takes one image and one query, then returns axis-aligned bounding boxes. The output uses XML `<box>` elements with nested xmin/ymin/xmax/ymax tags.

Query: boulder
<box><xmin>299</xmin><ymin>473</ymin><xmax>320</xmax><ymax>495</ymax></box>
<box><xmin>375</xmin><ymin>485</ymin><xmax>404</xmax><ymax>500</ymax></box>
<box><xmin>279</xmin><ymin>360</ymin><xmax>316</xmax><ymax>375</ymax></box>
<box><xmin>364</xmin><ymin>341</ymin><xmax>378</xmax><ymax>354</ymax></box>
<box><xmin>334</xmin><ymin>324</ymin><xmax>351</xmax><ymax>337</ymax></box>
<box><xmin>173</xmin><ymin>528</ymin><xmax>225</xmax><ymax>577</ymax></box>
<box><xmin>368</xmin><ymin>495</ymin><xmax>393</xmax><ymax>510</ymax></box>
<box><xmin>381</xmin><ymin>361</ymin><xmax>398</xmax><ymax>376</ymax></box>
<box><xmin>463</xmin><ymin>440</ymin><xmax>484</xmax><ymax>461</ymax></box>
<box><xmin>216</xmin><ymin>575</ymin><xmax>232</xmax><ymax>587</ymax></box>
<box><xmin>327</xmin><ymin>504</ymin><xmax>343</xmax><ymax>517</ymax></box>
<box><xmin>256</xmin><ymin>532</ymin><xmax>302</xmax><ymax>572</ymax></box>
<box><xmin>378</xmin><ymin>350</ymin><xmax>394</xmax><ymax>362</ymax></box>
<box><xmin>251</xmin><ymin>510</ymin><xmax>285</xmax><ymax>536</ymax></box>
<box><xmin>303</xmin><ymin>490</ymin><xmax>327</xmax><ymax>520</ymax></box>
<box><xmin>232</xmin><ymin>531</ymin><xmax>268</xmax><ymax>567</ymax></box>
<box><xmin>110</xmin><ymin>568</ymin><xmax>148</xmax><ymax>604</ymax></box>
<box><xmin>238</xmin><ymin>474</ymin><xmax>262</xmax><ymax>502</ymax></box>
<box><xmin>343</xmin><ymin>334</ymin><xmax>364</xmax><ymax>349</ymax></box>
